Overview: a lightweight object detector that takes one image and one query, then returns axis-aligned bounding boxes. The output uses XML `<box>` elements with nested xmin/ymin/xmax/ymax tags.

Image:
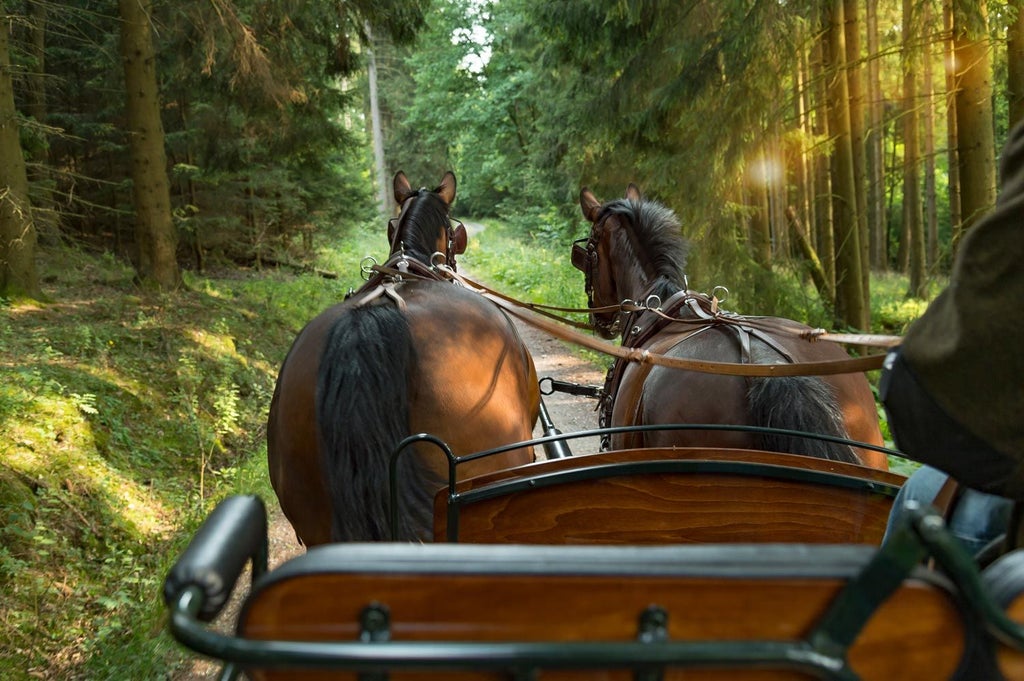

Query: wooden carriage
<box><xmin>164</xmin><ymin>427</ymin><xmax>1024</xmax><ymax>680</ymax></box>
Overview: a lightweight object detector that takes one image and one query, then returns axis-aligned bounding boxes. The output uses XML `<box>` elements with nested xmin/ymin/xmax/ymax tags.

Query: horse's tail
<box><xmin>747</xmin><ymin>376</ymin><xmax>860</xmax><ymax>464</ymax></box>
<box><xmin>315</xmin><ymin>303</ymin><xmax>439</xmax><ymax>542</ymax></box>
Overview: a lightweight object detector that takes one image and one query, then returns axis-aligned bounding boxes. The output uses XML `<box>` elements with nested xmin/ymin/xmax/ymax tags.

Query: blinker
<box><xmin>450</xmin><ymin>220</ymin><xmax>467</xmax><ymax>255</ymax></box>
<box><xmin>571</xmin><ymin>238</ymin><xmax>591</xmax><ymax>272</ymax></box>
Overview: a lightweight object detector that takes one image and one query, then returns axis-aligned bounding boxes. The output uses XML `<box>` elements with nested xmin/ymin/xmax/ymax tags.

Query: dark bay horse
<box><xmin>267</xmin><ymin>171</ymin><xmax>540</xmax><ymax>546</ymax></box>
<box><xmin>574</xmin><ymin>184</ymin><xmax>888</xmax><ymax>470</ymax></box>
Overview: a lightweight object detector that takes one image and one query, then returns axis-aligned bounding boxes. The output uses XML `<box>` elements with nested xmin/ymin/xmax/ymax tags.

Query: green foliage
<box><xmin>377</xmin><ymin>0</ymin><xmax>584</xmax><ymax>240</ymax></box>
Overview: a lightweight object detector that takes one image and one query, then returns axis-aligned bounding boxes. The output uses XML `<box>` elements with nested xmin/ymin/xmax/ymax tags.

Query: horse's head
<box><xmin>574</xmin><ymin>184</ymin><xmax>688</xmax><ymax>340</ymax></box>
<box><xmin>388</xmin><ymin>171</ymin><xmax>467</xmax><ymax>269</ymax></box>
<box><xmin>573</xmin><ymin>185</ymin><xmax>644</xmax><ymax>339</ymax></box>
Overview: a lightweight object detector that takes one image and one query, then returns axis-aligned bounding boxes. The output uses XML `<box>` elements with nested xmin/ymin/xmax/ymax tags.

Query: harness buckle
<box><xmin>359</xmin><ymin>256</ymin><xmax>378</xmax><ymax>281</ymax></box>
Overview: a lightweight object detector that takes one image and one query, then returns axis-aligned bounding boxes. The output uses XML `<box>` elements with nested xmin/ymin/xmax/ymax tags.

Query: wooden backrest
<box><xmin>434</xmin><ymin>447</ymin><xmax>905</xmax><ymax>545</ymax></box>
<box><xmin>236</xmin><ymin>541</ymin><xmax>972</xmax><ymax>681</ymax></box>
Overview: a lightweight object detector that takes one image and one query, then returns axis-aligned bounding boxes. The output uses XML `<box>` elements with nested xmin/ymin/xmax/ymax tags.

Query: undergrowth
<box><xmin>0</xmin><ymin>224</ymin><xmax>382</xmax><ymax>679</ymax></box>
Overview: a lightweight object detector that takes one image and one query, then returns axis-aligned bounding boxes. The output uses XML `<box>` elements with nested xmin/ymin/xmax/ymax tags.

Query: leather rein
<box><xmin>437</xmin><ymin>266</ymin><xmax>899</xmax><ymax>378</ymax></box>
<box><xmin>348</xmin><ymin>209</ymin><xmax>898</xmax><ymax>379</ymax></box>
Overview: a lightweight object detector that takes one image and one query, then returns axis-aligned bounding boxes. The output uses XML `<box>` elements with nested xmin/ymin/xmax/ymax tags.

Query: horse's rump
<box><xmin>269</xmin><ymin>279</ymin><xmax>539</xmax><ymax>546</ymax></box>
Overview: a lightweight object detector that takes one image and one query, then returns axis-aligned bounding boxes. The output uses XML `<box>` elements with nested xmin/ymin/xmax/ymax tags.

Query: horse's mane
<box><xmin>599</xmin><ymin>197</ymin><xmax>689</xmax><ymax>297</ymax></box>
<box><xmin>394</xmin><ymin>189</ymin><xmax>450</xmax><ymax>262</ymax></box>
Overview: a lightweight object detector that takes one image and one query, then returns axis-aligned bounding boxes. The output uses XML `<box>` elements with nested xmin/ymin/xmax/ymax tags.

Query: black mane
<box><xmin>393</xmin><ymin>189</ymin><xmax>450</xmax><ymax>262</ymax></box>
<box><xmin>599</xmin><ymin>197</ymin><xmax>689</xmax><ymax>298</ymax></box>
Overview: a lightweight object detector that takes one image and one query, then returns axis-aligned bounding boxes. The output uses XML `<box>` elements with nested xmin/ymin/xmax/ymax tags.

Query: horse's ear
<box><xmin>580</xmin><ymin>187</ymin><xmax>602</xmax><ymax>223</ymax></box>
<box><xmin>437</xmin><ymin>171</ymin><xmax>457</xmax><ymax>205</ymax></box>
<box><xmin>393</xmin><ymin>171</ymin><xmax>414</xmax><ymax>205</ymax></box>
<box><xmin>625</xmin><ymin>183</ymin><xmax>642</xmax><ymax>201</ymax></box>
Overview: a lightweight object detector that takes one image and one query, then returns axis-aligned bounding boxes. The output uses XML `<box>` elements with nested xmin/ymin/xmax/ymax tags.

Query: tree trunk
<box><xmin>365</xmin><ymin>21</ymin><xmax>390</xmax><ymax>218</ymax></box>
<box><xmin>943</xmin><ymin>0</ymin><xmax>962</xmax><ymax>253</ymax></box>
<box><xmin>769</xmin><ymin>131</ymin><xmax>787</xmax><ymax>257</ymax></box>
<box><xmin>795</xmin><ymin>45</ymin><xmax>816</xmax><ymax>250</ymax></box>
<box><xmin>922</xmin><ymin>0</ymin><xmax>939</xmax><ymax>269</ymax></box>
<box><xmin>786</xmin><ymin>206</ymin><xmax>829</xmax><ymax>298</ymax></box>
<box><xmin>1008</xmin><ymin>0</ymin><xmax>1024</xmax><ymax>128</ymax></box>
<box><xmin>952</xmin><ymin>0</ymin><xmax>996</xmax><ymax>249</ymax></box>
<box><xmin>843</xmin><ymin>0</ymin><xmax>870</xmax><ymax>301</ymax></box>
<box><xmin>25</xmin><ymin>0</ymin><xmax>56</xmax><ymax>243</ymax></box>
<box><xmin>0</xmin><ymin>11</ymin><xmax>40</xmax><ymax>299</ymax></box>
<box><xmin>903</xmin><ymin>0</ymin><xmax>927</xmax><ymax>299</ymax></box>
<box><xmin>865</xmin><ymin>0</ymin><xmax>887</xmax><ymax>270</ymax></box>
<box><xmin>825</xmin><ymin>1</ymin><xmax>868</xmax><ymax>330</ymax></box>
<box><xmin>118</xmin><ymin>0</ymin><xmax>181</xmax><ymax>290</ymax></box>
<box><xmin>811</xmin><ymin>34</ymin><xmax>836</xmax><ymax>306</ymax></box>
<box><xmin>749</xmin><ymin>167</ymin><xmax>772</xmax><ymax>268</ymax></box>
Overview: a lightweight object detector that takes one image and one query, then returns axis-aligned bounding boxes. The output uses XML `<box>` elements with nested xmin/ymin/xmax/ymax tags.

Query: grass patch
<box><xmin>0</xmin><ymin>224</ymin><xmax>383</xmax><ymax>679</ymax></box>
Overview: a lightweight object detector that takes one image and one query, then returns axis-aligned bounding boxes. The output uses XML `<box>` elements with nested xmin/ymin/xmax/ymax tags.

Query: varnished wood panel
<box><xmin>240</xmin><ymin>567</ymin><xmax>963</xmax><ymax>681</ymax></box>
<box><xmin>435</xmin><ymin>448</ymin><xmax>904</xmax><ymax>545</ymax></box>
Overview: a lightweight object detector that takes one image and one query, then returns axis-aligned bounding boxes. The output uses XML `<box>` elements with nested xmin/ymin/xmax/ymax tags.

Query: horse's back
<box><xmin>398</xmin><ymin>281</ymin><xmax>540</xmax><ymax>477</ymax></box>
<box><xmin>615</xmin><ymin>316</ymin><xmax>887</xmax><ymax>468</ymax></box>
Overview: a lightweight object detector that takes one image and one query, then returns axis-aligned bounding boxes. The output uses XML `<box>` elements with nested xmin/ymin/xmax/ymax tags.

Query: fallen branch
<box><xmin>785</xmin><ymin>206</ymin><xmax>829</xmax><ymax>301</ymax></box>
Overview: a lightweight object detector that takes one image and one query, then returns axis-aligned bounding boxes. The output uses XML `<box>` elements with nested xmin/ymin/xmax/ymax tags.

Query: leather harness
<box><xmin>595</xmin><ymin>287</ymin><xmax>803</xmax><ymax>449</ymax></box>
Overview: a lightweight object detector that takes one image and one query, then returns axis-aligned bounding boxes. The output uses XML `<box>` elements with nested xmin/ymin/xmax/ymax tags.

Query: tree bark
<box><xmin>1008</xmin><ymin>0</ymin><xmax>1024</xmax><ymax>128</ymax></box>
<box><xmin>922</xmin><ymin>0</ymin><xmax>939</xmax><ymax>269</ymax></box>
<box><xmin>943</xmin><ymin>0</ymin><xmax>962</xmax><ymax>250</ymax></box>
<box><xmin>24</xmin><ymin>0</ymin><xmax>56</xmax><ymax>242</ymax></box>
<box><xmin>903</xmin><ymin>0</ymin><xmax>927</xmax><ymax>299</ymax></box>
<box><xmin>786</xmin><ymin>206</ymin><xmax>828</xmax><ymax>297</ymax></box>
<box><xmin>843</xmin><ymin>0</ymin><xmax>870</xmax><ymax>300</ymax></box>
<box><xmin>0</xmin><ymin>10</ymin><xmax>40</xmax><ymax>299</ymax></box>
<box><xmin>865</xmin><ymin>0</ymin><xmax>887</xmax><ymax>270</ymax></box>
<box><xmin>795</xmin><ymin>45</ymin><xmax>815</xmax><ymax>251</ymax></box>
<box><xmin>118</xmin><ymin>0</ymin><xmax>181</xmax><ymax>290</ymax></box>
<box><xmin>810</xmin><ymin>34</ymin><xmax>835</xmax><ymax>306</ymax></box>
<box><xmin>952</xmin><ymin>0</ymin><xmax>996</xmax><ymax>249</ymax></box>
<box><xmin>365</xmin><ymin>21</ymin><xmax>391</xmax><ymax>218</ymax></box>
<box><xmin>825</xmin><ymin>1</ymin><xmax>868</xmax><ymax>330</ymax></box>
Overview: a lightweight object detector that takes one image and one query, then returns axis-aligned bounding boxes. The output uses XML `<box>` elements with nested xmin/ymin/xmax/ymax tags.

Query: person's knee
<box><xmin>893</xmin><ymin>465</ymin><xmax>947</xmax><ymax>506</ymax></box>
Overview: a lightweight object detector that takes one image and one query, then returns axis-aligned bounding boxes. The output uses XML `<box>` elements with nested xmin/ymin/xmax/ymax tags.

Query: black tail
<box><xmin>315</xmin><ymin>303</ymin><xmax>439</xmax><ymax>542</ymax></box>
<box><xmin>747</xmin><ymin>376</ymin><xmax>859</xmax><ymax>464</ymax></box>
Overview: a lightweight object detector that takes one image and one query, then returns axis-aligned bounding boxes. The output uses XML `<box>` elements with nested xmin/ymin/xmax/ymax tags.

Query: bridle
<box><xmin>387</xmin><ymin>192</ymin><xmax>468</xmax><ymax>270</ymax></box>
<box><xmin>571</xmin><ymin>232</ymin><xmax>624</xmax><ymax>338</ymax></box>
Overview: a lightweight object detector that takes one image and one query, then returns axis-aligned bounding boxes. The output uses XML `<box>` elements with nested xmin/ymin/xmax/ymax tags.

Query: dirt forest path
<box><xmin>172</xmin><ymin>230</ymin><xmax>609</xmax><ymax>679</ymax></box>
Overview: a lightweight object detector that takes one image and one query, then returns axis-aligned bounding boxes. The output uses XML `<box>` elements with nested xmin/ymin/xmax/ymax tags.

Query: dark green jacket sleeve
<box><xmin>893</xmin><ymin>120</ymin><xmax>1024</xmax><ymax>494</ymax></box>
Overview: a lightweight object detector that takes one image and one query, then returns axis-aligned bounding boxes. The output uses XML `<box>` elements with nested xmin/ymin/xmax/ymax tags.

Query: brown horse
<box><xmin>574</xmin><ymin>184</ymin><xmax>888</xmax><ymax>470</ymax></box>
<box><xmin>267</xmin><ymin>171</ymin><xmax>540</xmax><ymax>546</ymax></box>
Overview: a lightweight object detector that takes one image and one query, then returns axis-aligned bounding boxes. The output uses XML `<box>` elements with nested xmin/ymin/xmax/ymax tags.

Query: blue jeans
<box><xmin>884</xmin><ymin>465</ymin><xmax>1013</xmax><ymax>557</ymax></box>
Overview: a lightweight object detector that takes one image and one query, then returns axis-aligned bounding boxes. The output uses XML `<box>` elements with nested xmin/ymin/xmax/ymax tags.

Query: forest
<box><xmin>1</xmin><ymin>0</ymin><xmax>1022</xmax><ymax>677</ymax></box>
<box><xmin>2</xmin><ymin>1</ymin><xmax>1021</xmax><ymax>324</ymax></box>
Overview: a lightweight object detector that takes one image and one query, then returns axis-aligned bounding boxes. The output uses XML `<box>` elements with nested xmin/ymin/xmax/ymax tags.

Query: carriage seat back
<box><xmin>435</xmin><ymin>447</ymin><xmax>904</xmax><ymax>545</ymax></box>
<box><xmin>236</xmin><ymin>540</ymin><xmax>969</xmax><ymax>680</ymax></box>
